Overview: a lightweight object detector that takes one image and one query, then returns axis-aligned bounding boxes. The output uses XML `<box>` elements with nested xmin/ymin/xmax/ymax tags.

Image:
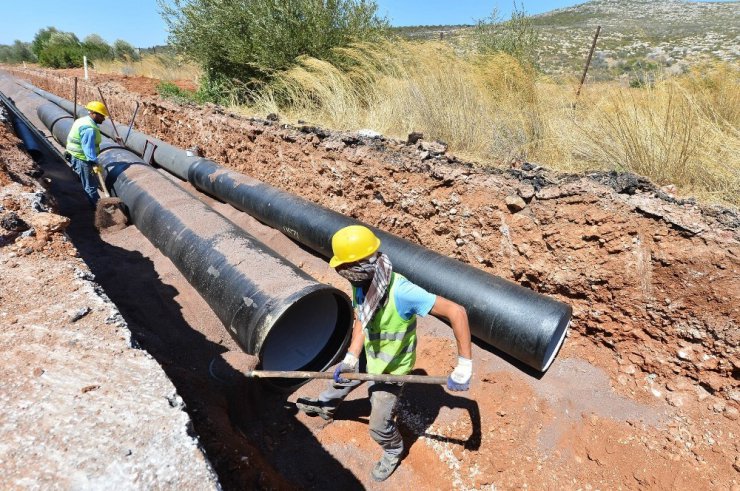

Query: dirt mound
<box><xmin>4</xmin><ymin>68</ymin><xmax>739</xmax><ymax>490</ymax></box>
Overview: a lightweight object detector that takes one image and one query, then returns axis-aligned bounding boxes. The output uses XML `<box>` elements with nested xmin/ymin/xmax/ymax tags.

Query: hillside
<box><xmin>393</xmin><ymin>0</ymin><xmax>740</xmax><ymax>78</ymax></box>
<box><xmin>532</xmin><ymin>0</ymin><xmax>740</xmax><ymax>77</ymax></box>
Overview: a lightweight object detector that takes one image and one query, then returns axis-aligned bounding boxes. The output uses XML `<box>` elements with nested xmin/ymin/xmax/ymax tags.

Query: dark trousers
<box><xmin>318</xmin><ymin>379</ymin><xmax>405</xmax><ymax>457</ymax></box>
<box><xmin>69</xmin><ymin>156</ymin><xmax>99</xmax><ymax>206</ymax></box>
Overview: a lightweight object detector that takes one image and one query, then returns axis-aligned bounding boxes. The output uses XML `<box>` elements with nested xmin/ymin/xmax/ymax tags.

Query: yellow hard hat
<box><xmin>85</xmin><ymin>101</ymin><xmax>109</xmax><ymax>117</ymax></box>
<box><xmin>329</xmin><ymin>225</ymin><xmax>381</xmax><ymax>268</ymax></box>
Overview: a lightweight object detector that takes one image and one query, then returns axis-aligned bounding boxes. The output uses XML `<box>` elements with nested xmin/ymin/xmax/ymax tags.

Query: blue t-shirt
<box><xmin>79</xmin><ymin>125</ymin><xmax>99</xmax><ymax>162</ymax></box>
<box><xmin>355</xmin><ymin>276</ymin><xmax>436</xmax><ymax>321</ymax></box>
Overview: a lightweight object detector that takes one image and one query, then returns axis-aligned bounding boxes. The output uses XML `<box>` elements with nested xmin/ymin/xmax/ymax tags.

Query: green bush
<box><xmin>83</xmin><ymin>34</ymin><xmax>113</xmax><ymax>61</ymax></box>
<box><xmin>159</xmin><ymin>0</ymin><xmax>389</xmax><ymax>101</ymax></box>
<box><xmin>0</xmin><ymin>40</ymin><xmax>36</xmax><ymax>63</ymax></box>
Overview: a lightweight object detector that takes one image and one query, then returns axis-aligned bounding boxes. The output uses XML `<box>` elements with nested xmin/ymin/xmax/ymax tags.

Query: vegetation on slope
<box><xmin>246</xmin><ymin>41</ymin><xmax>739</xmax><ymax>205</ymax></box>
<box><xmin>2</xmin><ymin>1</ymin><xmax>737</xmax><ymax>205</ymax></box>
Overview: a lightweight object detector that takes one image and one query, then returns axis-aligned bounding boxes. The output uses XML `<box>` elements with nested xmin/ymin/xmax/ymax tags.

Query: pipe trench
<box><xmin>20</xmin><ymin>79</ymin><xmax>571</xmax><ymax>372</ymax></box>
<box><xmin>35</xmin><ymin>99</ymin><xmax>353</xmax><ymax>372</ymax></box>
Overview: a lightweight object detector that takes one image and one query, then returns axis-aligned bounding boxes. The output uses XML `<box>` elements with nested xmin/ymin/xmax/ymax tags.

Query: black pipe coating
<box><xmin>188</xmin><ymin>161</ymin><xmax>572</xmax><ymax>372</ymax></box>
<box><xmin>24</xmin><ymin>79</ymin><xmax>571</xmax><ymax>372</ymax></box>
<box><xmin>37</xmin><ymin>101</ymin><xmax>353</xmax><ymax>372</ymax></box>
<box><xmin>15</xmin><ymin>80</ymin><xmax>195</xmax><ymax>180</ymax></box>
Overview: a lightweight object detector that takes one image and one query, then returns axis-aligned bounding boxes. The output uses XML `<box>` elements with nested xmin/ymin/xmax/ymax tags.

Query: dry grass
<box><xmin>244</xmin><ymin>40</ymin><xmax>739</xmax><ymax>206</ymax></box>
<box><xmin>93</xmin><ymin>54</ymin><xmax>201</xmax><ymax>83</ymax></box>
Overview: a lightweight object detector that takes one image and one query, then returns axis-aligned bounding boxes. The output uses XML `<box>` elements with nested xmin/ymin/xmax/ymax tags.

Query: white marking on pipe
<box><xmin>207</xmin><ymin>266</ymin><xmax>220</xmax><ymax>277</ymax></box>
<box><xmin>243</xmin><ymin>297</ymin><xmax>254</xmax><ymax>307</ymax></box>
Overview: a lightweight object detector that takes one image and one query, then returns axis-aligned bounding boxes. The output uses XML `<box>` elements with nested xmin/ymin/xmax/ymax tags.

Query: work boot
<box><xmin>295</xmin><ymin>398</ymin><xmax>335</xmax><ymax>421</ymax></box>
<box><xmin>371</xmin><ymin>452</ymin><xmax>401</xmax><ymax>482</ymax></box>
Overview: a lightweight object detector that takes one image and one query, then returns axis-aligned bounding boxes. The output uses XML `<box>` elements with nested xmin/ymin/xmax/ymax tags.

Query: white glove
<box><xmin>342</xmin><ymin>352</ymin><xmax>359</xmax><ymax>370</ymax></box>
<box><xmin>447</xmin><ymin>356</ymin><xmax>472</xmax><ymax>391</ymax></box>
<box><xmin>333</xmin><ymin>352</ymin><xmax>359</xmax><ymax>384</ymax></box>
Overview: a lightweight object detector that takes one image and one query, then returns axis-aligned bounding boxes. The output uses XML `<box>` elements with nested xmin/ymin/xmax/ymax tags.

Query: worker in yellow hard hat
<box><xmin>65</xmin><ymin>101</ymin><xmax>109</xmax><ymax>206</ymax></box>
<box><xmin>297</xmin><ymin>225</ymin><xmax>472</xmax><ymax>482</ymax></box>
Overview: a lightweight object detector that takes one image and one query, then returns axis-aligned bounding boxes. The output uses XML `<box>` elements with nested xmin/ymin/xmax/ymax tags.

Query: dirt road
<box><xmin>1</xmin><ymin>67</ymin><xmax>738</xmax><ymax>490</ymax></box>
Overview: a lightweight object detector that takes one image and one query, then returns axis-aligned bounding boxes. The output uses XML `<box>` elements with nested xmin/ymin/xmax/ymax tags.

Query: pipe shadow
<box><xmin>472</xmin><ymin>337</ymin><xmax>548</xmax><ymax>380</ymax></box>
<box><xmin>31</xmin><ymin>143</ymin><xmax>362</xmax><ymax>489</ymax></box>
<box><xmin>220</xmin><ymin>374</ymin><xmax>366</xmax><ymax>490</ymax></box>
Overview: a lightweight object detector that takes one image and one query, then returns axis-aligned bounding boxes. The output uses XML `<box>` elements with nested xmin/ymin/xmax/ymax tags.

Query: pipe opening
<box><xmin>260</xmin><ymin>290</ymin><xmax>353</xmax><ymax>372</ymax></box>
<box><xmin>540</xmin><ymin>312</ymin><xmax>571</xmax><ymax>371</ymax></box>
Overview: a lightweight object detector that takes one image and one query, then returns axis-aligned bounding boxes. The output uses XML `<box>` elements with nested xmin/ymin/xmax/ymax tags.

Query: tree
<box><xmin>159</xmin><ymin>0</ymin><xmax>388</xmax><ymax>98</ymax></box>
<box><xmin>37</xmin><ymin>31</ymin><xmax>83</xmax><ymax>68</ymax></box>
<box><xmin>113</xmin><ymin>39</ymin><xmax>140</xmax><ymax>61</ymax></box>
<box><xmin>83</xmin><ymin>34</ymin><xmax>114</xmax><ymax>61</ymax></box>
<box><xmin>0</xmin><ymin>40</ymin><xmax>36</xmax><ymax>63</ymax></box>
<box><xmin>474</xmin><ymin>3</ymin><xmax>539</xmax><ymax>68</ymax></box>
<box><xmin>31</xmin><ymin>27</ymin><xmax>59</xmax><ymax>58</ymax></box>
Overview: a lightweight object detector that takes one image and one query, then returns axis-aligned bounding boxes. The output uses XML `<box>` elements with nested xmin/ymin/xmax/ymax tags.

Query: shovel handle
<box><xmin>94</xmin><ymin>168</ymin><xmax>110</xmax><ymax>198</ymax></box>
<box><xmin>246</xmin><ymin>370</ymin><xmax>447</xmax><ymax>385</ymax></box>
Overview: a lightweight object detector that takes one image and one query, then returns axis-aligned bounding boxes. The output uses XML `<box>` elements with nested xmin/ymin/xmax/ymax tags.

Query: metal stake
<box><xmin>96</xmin><ymin>87</ymin><xmax>123</xmax><ymax>143</ymax></box>
<box><xmin>575</xmin><ymin>25</ymin><xmax>602</xmax><ymax>102</ymax></box>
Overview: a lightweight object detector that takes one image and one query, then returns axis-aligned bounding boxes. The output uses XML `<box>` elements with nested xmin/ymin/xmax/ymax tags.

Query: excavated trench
<box><xmin>2</xmin><ymin>67</ymin><xmax>739</xmax><ymax>490</ymax></box>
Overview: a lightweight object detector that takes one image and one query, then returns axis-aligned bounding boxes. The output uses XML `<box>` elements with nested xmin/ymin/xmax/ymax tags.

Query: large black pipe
<box><xmin>36</xmin><ymin>101</ymin><xmax>353</xmax><ymax>372</ymax></box>
<box><xmin>15</xmin><ymin>80</ymin><xmax>195</xmax><ymax>179</ymax></box>
<box><xmin>188</xmin><ymin>162</ymin><xmax>572</xmax><ymax>372</ymax></box>
<box><xmin>22</xmin><ymin>79</ymin><xmax>571</xmax><ymax>372</ymax></box>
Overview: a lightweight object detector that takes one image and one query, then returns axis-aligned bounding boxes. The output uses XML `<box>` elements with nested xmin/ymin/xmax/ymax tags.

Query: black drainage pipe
<box><xmin>23</xmin><ymin>80</ymin><xmax>571</xmax><ymax>372</ymax></box>
<box><xmin>37</xmin><ymin>101</ymin><xmax>353</xmax><ymax>372</ymax></box>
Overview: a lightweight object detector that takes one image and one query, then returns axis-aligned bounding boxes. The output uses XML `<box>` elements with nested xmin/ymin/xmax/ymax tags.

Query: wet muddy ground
<box><xmin>1</xmin><ymin>67</ymin><xmax>738</xmax><ymax>490</ymax></box>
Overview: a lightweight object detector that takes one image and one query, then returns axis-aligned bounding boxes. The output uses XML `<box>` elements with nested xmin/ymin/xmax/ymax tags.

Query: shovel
<box><xmin>92</xmin><ymin>166</ymin><xmax>127</xmax><ymax>231</ymax></box>
<box><xmin>245</xmin><ymin>370</ymin><xmax>447</xmax><ymax>385</ymax></box>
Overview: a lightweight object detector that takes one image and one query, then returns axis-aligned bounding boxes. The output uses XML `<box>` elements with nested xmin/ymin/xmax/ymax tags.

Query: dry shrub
<box><xmin>93</xmin><ymin>53</ymin><xmax>200</xmax><ymax>83</ymax></box>
<box><xmin>552</xmin><ymin>66</ymin><xmax>739</xmax><ymax>205</ymax></box>
<box><xmin>250</xmin><ymin>41</ymin><xmax>538</xmax><ymax>161</ymax></box>
<box><xmin>247</xmin><ymin>41</ymin><xmax>738</xmax><ymax>206</ymax></box>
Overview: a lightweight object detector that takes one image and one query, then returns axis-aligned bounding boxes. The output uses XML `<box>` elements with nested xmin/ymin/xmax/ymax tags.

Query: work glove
<box><xmin>447</xmin><ymin>356</ymin><xmax>472</xmax><ymax>391</ymax></box>
<box><xmin>333</xmin><ymin>352</ymin><xmax>359</xmax><ymax>384</ymax></box>
<box><xmin>92</xmin><ymin>165</ymin><xmax>102</xmax><ymax>175</ymax></box>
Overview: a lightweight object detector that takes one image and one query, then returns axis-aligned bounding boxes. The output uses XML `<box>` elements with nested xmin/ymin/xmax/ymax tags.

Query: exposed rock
<box><xmin>0</xmin><ymin>211</ymin><xmax>29</xmax><ymax>232</ymax></box>
<box><xmin>505</xmin><ymin>195</ymin><xmax>527</xmax><ymax>212</ymax></box>
<box><xmin>517</xmin><ymin>184</ymin><xmax>536</xmax><ymax>201</ymax></box>
<box><xmin>419</xmin><ymin>140</ymin><xmax>447</xmax><ymax>156</ymax></box>
<box><xmin>407</xmin><ymin>132</ymin><xmax>424</xmax><ymax>145</ymax></box>
<box><xmin>323</xmin><ymin>140</ymin><xmax>346</xmax><ymax>152</ymax></box>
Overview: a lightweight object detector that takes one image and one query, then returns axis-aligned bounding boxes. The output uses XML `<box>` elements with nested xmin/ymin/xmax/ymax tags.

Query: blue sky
<box><xmin>0</xmin><ymin>1</ymin><xmax>736</xmax><ymax>47</ymax></box>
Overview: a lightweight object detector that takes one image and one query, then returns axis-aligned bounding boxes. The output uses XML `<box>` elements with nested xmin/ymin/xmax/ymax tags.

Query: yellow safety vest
<box><xmin>66</xmin><ymin>116</ymin><xmax>101</xmax><ymax>161</ymax></box>
<box><xmin>354</xmin><ymin>273</ymin><xmax>418</xmax><ymax>375</ymax></box>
